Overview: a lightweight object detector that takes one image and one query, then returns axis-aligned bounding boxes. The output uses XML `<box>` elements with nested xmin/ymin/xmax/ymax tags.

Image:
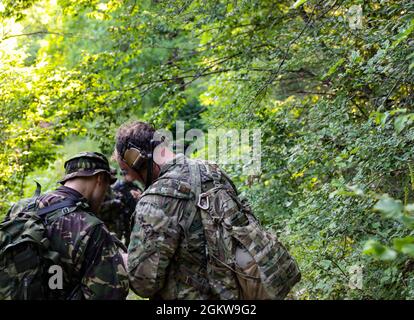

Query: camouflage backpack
<box><xmin>185</xmin><ymin>160</ymin><xmax>301</xmax><ymax>300</ymax></box>
<box><xmin>0</xmin><ymin>186</ymin><xmax>83</xmax><ymax>300</ymax></box>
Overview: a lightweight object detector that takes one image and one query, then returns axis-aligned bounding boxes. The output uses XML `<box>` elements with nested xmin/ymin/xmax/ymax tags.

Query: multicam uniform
<box><xmin>128</xmin><ymin>154</ymin><xmax>237</xmax><ymax>299</ymax></box>
<box><xmin>34</xmin><ymin>185</ymin><xmax>129</xmax><ymax>299</ymax></box>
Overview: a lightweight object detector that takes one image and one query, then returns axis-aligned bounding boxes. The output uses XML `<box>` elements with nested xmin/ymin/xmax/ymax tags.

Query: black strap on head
<box><xmin>145</xmin><ymin>138</ymin><xmax>160</xmax><ymax>190</ymax></box>
<box><xmin>145</xmin><ymin>150</ymin><xmax>153</xmax><ymax>190</ymax></box>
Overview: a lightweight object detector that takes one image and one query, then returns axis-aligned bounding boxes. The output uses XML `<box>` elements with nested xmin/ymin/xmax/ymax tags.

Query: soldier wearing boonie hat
<box><xmin>23</xmin><ymin>151</ymin><xmax>128</xmax><ymax>299</ymax></box>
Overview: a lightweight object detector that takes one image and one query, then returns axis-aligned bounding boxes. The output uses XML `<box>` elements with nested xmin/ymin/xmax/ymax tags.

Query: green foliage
<box><xmin>362</xmin><ymin>193</ymin><xmax>414</xmax><ymax>261</ymax></box>
<box><xmin>1</xmin><ymin>0</ymin><xmax>414</xmax><ymax>299</ymax></box>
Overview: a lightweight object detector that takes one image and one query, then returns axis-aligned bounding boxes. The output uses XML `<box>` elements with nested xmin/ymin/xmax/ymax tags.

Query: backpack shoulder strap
<box><xmin>204</xmin><ymin>162</ymin><xmax>221</xmax><ymax>187</ymax></box>
<box><xmin>205</xmin><ymin>162</ymin><xmax>239</xmax><ymax>195</ymax></box>
<box><xmin>37</xmin><ymin>198</ymin><xmax>79</xmax><ymax>218</ymax></box>
<box><xmin>184</xmin><ymin>160</ymin><xmax>202</xmax><ymax>237</ymax></box>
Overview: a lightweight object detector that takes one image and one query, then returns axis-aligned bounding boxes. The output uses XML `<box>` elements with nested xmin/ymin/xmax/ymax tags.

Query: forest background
<box><xmin>1</xmin><ymin>0</ymin><xmax>413</xmax><ymax>299</ymax></box>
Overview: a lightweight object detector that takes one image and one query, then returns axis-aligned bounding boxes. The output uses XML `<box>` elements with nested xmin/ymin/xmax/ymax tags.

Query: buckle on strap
<box><xmin>197</xmin><ymin>193</ymin><xmax>209</xmax><ymax>210</ymax></box>
<box><xmin>62</xmin><ymin>207</ymin><xmax>70</xmax><ymax>214</ymax></box>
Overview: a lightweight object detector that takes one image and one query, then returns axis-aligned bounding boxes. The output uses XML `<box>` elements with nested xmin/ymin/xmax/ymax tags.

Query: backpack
<box><xmin>185</xmin><ymin>160</ymin><xmax>301</xmax><ymax>300</ymax></box>
<box><xmin>0</xmin><ymin>185</ymin><xmax>83</xmax><ymax>300</ymax></box>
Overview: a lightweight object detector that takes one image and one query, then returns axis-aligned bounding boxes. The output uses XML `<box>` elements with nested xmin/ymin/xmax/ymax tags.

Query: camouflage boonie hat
<box><xmin>59</xmin><ymin>152</ymin><xmax>117</xmax><ymax>184</ymax></box>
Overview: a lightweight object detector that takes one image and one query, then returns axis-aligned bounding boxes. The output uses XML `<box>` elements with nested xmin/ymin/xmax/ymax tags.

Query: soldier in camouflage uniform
<box><xmin>114</xmin><ymin>122</ymin><xmax>247</xmax><ymax>299</ymax></box>
<box><xmin>100</xmin><ymin>173</ymin><xmax>141</xmax><ymax>247</ymax></box>
<box><xmin>14</xmin><ymin>152</ymin><xmax>129</xmax><ymax>299</ymax></box>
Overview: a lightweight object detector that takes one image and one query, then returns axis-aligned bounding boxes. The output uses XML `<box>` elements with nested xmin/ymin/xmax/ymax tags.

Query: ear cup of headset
<box><xmin>123</xmin><ymin>146</ymin><xmax>146</xmax><ymax>170</ymax></box>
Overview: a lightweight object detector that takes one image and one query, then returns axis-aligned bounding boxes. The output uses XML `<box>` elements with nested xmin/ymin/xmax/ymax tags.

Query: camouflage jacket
<box><xmin>100</xmin><ymin>180</ymin><xmax>139</xmax><ymax>246</ymax></box>
<box><xmin>128</xmin><ymin>154</ymin><xmax>236</xmax><ymax>299</ymax></box>
<box><xmin>35</xmin><ymin>186</ymin><xmax>129</xmax><ymax>299</ymax></box>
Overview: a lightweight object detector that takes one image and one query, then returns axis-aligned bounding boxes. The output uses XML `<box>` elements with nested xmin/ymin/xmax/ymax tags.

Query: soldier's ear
<box><xmin>96</xmin><ymin>172</ymin><xmax>110</xmax><ymax>185</ymax></box>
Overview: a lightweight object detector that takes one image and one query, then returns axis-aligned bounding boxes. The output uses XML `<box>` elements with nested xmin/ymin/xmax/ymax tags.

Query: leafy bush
<box><xmin>1</xmin><ymin>0</ymin><xmax>413</xmax><ymax>299</ymax></box>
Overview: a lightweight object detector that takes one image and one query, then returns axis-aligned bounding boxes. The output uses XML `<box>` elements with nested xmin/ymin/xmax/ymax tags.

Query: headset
<box><xmin>122</xmin><ymin>137</ymin><xmax>164</xmax><ymax>189</ymax></box>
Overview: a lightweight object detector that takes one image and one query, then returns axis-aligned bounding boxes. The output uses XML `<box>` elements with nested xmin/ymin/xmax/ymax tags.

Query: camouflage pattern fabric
<box><xmin>189</xmin><ymin>161</ymin><xmax>301</xmax><ymax>299</ymax></box>
<box><xmin>33</xmin><ymin>186</ymin><xmax>129</xmax><ymax>299</ymax></box>
<box><xmin>1</xmin><ymin>195</ymin><xmax>55</xmax><ymax>300</ymax></box>
<box><xmin>128</xmin><ymin>154</ymin><xmax>239</xmax><ymax>299</ymax></box>
<box><xmin>99</xmin><ymin>180</ymin><xmax>140</xmax><ymax>247</ymax></box>
<box><xmin>128</xmin><ymin>153</ymin><xmax>300</xmax><ymax>300</ymax></box>
<box><xmin>99</xmin><ymin>189</ymin><xmax>123</xmax><ymax>241</ymax></box>
<box><xmin>59</xmin><ymin>152</ymin><xmax>117</xmax><ymax>184</ymax></box>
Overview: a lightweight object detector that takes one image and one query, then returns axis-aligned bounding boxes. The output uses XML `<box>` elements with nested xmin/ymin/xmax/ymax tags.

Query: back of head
<box><xmin>115</xmin><ymin>121</ymin><xmax>158</xmax><ymax>161</ymax></box>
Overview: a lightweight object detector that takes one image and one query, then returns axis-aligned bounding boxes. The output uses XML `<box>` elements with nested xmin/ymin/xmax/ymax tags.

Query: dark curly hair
<box><xmin>115</xmin><ymin>121</ymin><xmax>157</xmax><ymax>158</ymax></box>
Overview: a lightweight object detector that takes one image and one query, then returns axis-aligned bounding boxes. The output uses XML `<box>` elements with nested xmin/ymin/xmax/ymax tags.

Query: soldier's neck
<box><xmin>153</xmin><ymin>147</ymin><xmax>176</xmax><ymax>167</ymax></box>
<box><xmin>63</xmin><ymin>178</ymin><xmax>96</xmax><ymax>203</ymax></box>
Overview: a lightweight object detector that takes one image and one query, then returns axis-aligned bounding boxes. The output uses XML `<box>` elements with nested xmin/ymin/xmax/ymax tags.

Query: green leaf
<box><xmin>320</xmin><ymin>259</ymin><xmax>332</xmax><ymax>269</ymax></box>
<box><xmin>405</xmin><ymin>204</ymin><xmax>414</xmax><ymax>212</ymax></box>
<box><xmin>393</xmin><ymin>237</ymin><xmax>414</xmax><ymax>251</ymax></box>
<box><xmin>373</xmin><ymin>196</ymin><xmax>403</xmax><ymax>219</ymax></box>
<box><xmin>321</xmin><ymin>58</ymin><xmax>345</xmax><ymax>80</ymax></box>
<box><xmin>363</xmin><ymin>240</ymin><xmax>397</xmax><ymax>261</ymax></box>
<box><xmin>400</xmin><ymin>215</ymin><xmax>414</xmax><ymax>229</ymax></box>
<box><xmin>394</xmin><ymin>115</ymin><xmax>411</xmax><ymax>134</ymax></box>
<box><xmin>291</xmin><ymin>0</ymin><xmax>309</xmax><ymax>9</ymax></box>
<box><xmin>347</xmin><ymin>185</ymin><xmax>364</xmax><ymax>196</ymax></box>
<box><xmin>389</xmin><ymin>108</ymin><xmax>407</xmax><ymax>116</ymax></box>
<box><xmin>393</xmin><ymin>237</ymin><xmax>414</xmax><ymax>257</ymax></box>
<box><xmin>371</xmin><ymin>111</ymin><xmax>388</xmax><ymax>127</ymax></box>
<box><xmin>391</xmin><ymin>19</ymin><xmax>414</xmax><ymax>49</ymax></box>
<box><xmin>401</xmin><ymin>244</ymin><xmax>414</xmax><ymax>257</ymax></box>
